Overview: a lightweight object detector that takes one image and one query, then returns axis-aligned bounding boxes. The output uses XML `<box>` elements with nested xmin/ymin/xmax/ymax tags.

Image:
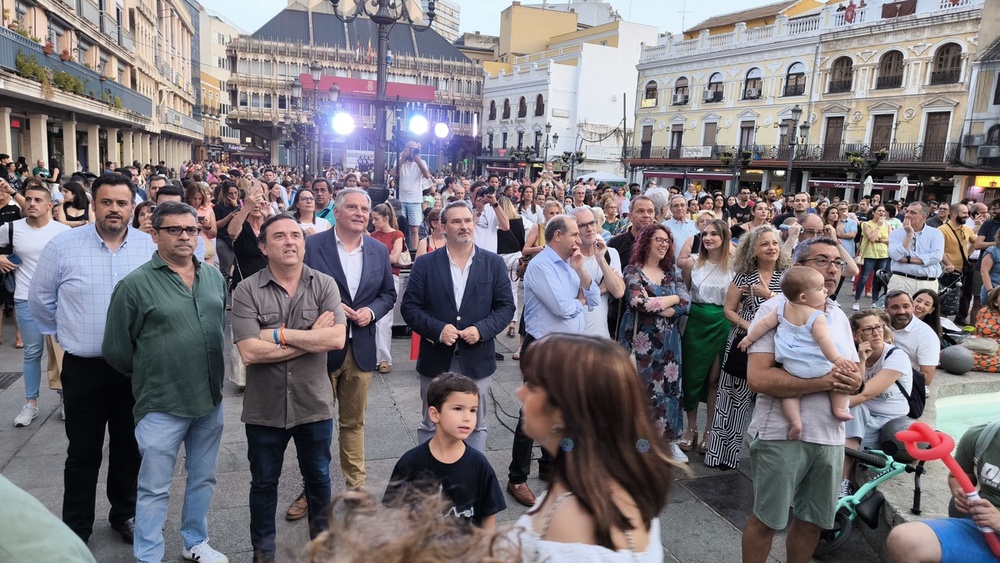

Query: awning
<box><xmin>643</xmin><ymin>171</ymin><xmax>735</xmax><ymax>181</ymax></box>
<box><xmin>808</xmin><ymin>179</ymin><xmax>901</xmax><ymax>191</ymax></box>
<box><xmin>486</xmin><ymin>166</ymin><xmax>519</xmax><ymax>173</ymax></box>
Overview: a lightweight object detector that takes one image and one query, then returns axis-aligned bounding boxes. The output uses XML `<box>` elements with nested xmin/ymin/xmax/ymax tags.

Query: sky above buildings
<box><xmin>199</xmin><ymin>0</ymin><xmax>786</xmax><ymax>37</ymax></box>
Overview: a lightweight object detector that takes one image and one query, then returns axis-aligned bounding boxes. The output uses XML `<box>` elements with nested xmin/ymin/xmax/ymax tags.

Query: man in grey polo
<box><xmin>231</xmin><ymin>214</ymin><xmax>347</xmax><ymax>563</ymax></box>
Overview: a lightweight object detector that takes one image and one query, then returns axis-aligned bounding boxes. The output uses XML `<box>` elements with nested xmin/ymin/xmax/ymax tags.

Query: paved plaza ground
<box><xmin>0</xmin><ymin>305</ymin><xmax>883</xmax><ymax>562</ymax></box>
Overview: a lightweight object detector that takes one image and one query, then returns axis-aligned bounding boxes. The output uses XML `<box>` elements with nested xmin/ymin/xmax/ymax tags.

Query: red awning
<box><xmin>643</xmin><ymin>171</ymin><xmax>735</xmax><ymax>181</ymax></box>
<box><xmin>808</xmin><ymin>179</ymin><xmax>901</xmax><ymax>191</ymax></box>
<box><xmin>299</xmin><ymin>75</ymin><xmax>437</xmax><ymax>103</ymax></box>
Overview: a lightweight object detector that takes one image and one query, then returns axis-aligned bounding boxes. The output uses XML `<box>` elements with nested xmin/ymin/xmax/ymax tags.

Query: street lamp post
<box><xmin>543</xmin><ymin>122</ymin><xmax>558</xmax><ymax>162</ymax></box>
<box><xmin>780</xmin><ymin>105</ymin><xmax>805</xmax><ymax>193</ymax></box>
<box><xmin>330</xmin><ymin>0</ymin><xmax>436</xmax><ymax>203</ymax></box>
<box><xmin>562</xmin><ymin>150</ymin><xmax>585</xmax><ymax>184</ymax></box>
<box><xmin>309</xmin><ymin>61</ymin><xmax>322</xmax><ymax>175</ymax></box>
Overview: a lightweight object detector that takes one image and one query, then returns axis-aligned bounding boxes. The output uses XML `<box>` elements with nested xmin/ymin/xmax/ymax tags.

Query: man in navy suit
<box><xmin>401</xmin><ymin>201</ymin><xmax>515</xmax><ymax>453</ymax></box>
<box><xmin>287</xmin><ymin>188</ymin><xmax>396</xmax><ymax>518</ymax></box>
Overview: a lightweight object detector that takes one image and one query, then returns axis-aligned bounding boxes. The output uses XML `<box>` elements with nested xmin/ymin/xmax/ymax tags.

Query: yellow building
<box><xmin>628</xmin><ymin>0</ymin><xmax>982</xmax><ymax>202</ymax></box>
<box><xmin>963</xmin><ymin>2</ymin><xmax>1000</xmax><ymax>200</ymax></box>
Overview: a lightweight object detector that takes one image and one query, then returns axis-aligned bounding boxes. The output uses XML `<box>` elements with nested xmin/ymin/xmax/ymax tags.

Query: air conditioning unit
<box><xmin>672</xmin><ymin>93</ymin><xmax>688</xmax><ymax>105</ymax></box>
<box><xmin>964</xmin><ymin>134</ymin><xmax>986</xmax><ymax>147</ymax></box>
<box><xmin>745</xmin><ymin>88</ymin><xmax>760</xmax><ymax>98</ymax></box>
<box><xmin>703</xmin><ymin>89</ymin><xmax>715</xmax><ymax>102</ymax></box>
<box><xmin>978</xmin><ymin>145</ymin><xmax>1000</xmax><ymax>158</ymax></box>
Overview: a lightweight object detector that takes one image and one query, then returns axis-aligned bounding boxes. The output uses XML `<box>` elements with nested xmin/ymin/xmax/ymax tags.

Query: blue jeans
<box><xmin>854</xmin><ymin>257</ymin><xmax>890</xmax><ymax>301</ymax></box>
<box><xmin>246</xmin><ymin>419</ymin><xmax>333</xmax><ymax>557</ymax></box>
<box><xmin>133</xmin><ymin>404</ymin><xmax>224</xmax><ymax>563</ymax></box>
<box><xmin>14</xmin><ymin>299</ymin><xmax>44</xmax><ymax>401</ymax></box>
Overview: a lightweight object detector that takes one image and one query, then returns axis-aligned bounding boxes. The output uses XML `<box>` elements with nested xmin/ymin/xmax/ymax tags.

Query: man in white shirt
<box><xmin>390</xmin><ymin>141</ymin><xmax>431</xmax><ymax>249</ymax></box>
<box><xmin>887</xmin><ymin>202</ymin><xmax>945</xmax><ymax>296</ymax></box>
<box><xmin>571</xmin><ymin>207</ymin><xmax>624</xmax><ymax>338</ymax></box>
<box><xmin>886</xmin><ymin>290</ymin><xmax>940</xmax><ymax>387</ymax></box>
<box><xmin>565</xmin><ymin>184</ymin><xmax>587</xmax><ymax>212</ymax></box>
<box><xmin>471</xmin><ymin>181</ymin><xmax>510</xmax><ymax>254</ymax></box>
<box><xmin>663</xmin><ymin>195</ymin><xmax>699</xmax><ymax>261</ymax></box>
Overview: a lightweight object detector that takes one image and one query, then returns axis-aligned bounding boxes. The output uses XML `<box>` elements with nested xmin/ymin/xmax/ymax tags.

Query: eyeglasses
<box><xmin>577</xmin><ymin>220</ymin><xmax>597</xmax><ymax>229</ymax></box>
<box><xmin>801</xmin><ymin>229</ymin><xmax>824</xmax><ymax>237</ymax></box>
<box><xmin>857</xmin><ymin>325</ymin><xmax>884</xmax><ymax>336</ymax></box>
<box><xmin>154</xmin><ymin>226</ymin><xmax>200</xmax><ymax>237</ymax></box>
<box><xmin>799</xmin><ymin>256</ymin><xmax>847</xmax><ymax>272</ymax></box>
<box><xmin>652</xmin><ymin>237</ymin><xmax>670</xmax><ymax>246</ymax></box>
<box><xmin>297</xmin><ymin>197</ymin><xmax>315</xmax><ymax>202</ymax></box>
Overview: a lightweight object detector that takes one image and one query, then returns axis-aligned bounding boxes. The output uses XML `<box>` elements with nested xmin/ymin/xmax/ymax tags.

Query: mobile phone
<box><xmin>8</xmin><ymin>254</ymin><xmax>21</xmax><ymax>265</ymax></box>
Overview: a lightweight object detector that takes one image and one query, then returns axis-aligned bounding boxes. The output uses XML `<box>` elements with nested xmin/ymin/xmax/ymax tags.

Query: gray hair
<box><xmin>669</xmin><ymin>194</ymin><xmax>687</xmax><ymax>207</ymax></box>
<box><xmin>440</xmin><ymin>200</ymin><xmax>473</xmax><ymax>223</ymax></box>
<box><xmin>334</xmin><ymin>187</ymin><xmax>371</xmax><ymax>210</ymax></box>
<box><xmin>545</xmin><ymin>214</ymin><xmax>574</xmax><ymax>243</ymax></box>
<box><xmin>791</xmin><ymin>237</ymin><xmax>839</xmax><ymax>264</ymax></box>
<box><xmin>150</xmin><ymin>201</ymin><xmax>198</xmax><ymax>229</ymax></box>
<box><xmin>645</xmin><ymin>187</ymin><xmax>670</xmax><ymax>214</ymax></box>
<box><xmin>908</xmin><ymin>201</ymin><xmax>930</xmax><ymax>216</ymax></box>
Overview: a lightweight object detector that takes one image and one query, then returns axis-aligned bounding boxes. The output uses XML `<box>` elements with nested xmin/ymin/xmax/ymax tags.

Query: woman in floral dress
<box><xmin>619</xmin><ymin>224</ymin><xmax>691</xmax><ymax>462</ymax></box>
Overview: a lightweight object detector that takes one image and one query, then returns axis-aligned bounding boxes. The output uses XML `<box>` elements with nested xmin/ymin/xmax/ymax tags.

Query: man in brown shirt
<box><xmin>231</xmin><ymin>214</ymin><xmax>347</xmax><ymax>563</ymax></box>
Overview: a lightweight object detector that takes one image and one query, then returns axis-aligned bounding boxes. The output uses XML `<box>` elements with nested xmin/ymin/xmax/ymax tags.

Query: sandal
<box><xmin>512</xmin><ymin>351</ymin><xmax>521</xmax><ymax>361</ymax></box>
<box><xmin>699</xmin><ymin>431</ymin><xmax>711</xmax><ymax>454</ymax></box>
<box><xmin>678</xmin><ymin>428</ymin><xmax>698</xmax><ymax>452</ymax></box>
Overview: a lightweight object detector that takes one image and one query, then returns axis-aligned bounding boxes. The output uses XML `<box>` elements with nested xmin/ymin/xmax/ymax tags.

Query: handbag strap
<box><xmin>632</xmin><ymin>304</ymin><xmax>639</xmax><ymax>340</ymax></box>
<box><xmin>946</xmin><ymin>223</ymin><xmax>968</xmax><ymax>265</ymax></box>
<box><xmin>884</xmin><ymin>347</ymin><xmax>912</xmax><ymax>401</ymax></box>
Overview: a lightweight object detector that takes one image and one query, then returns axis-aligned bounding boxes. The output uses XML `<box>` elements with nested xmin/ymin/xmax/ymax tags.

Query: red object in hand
<box><xmin>409</xmin><ymin>331</ymin><xmax>421</xmax><ymax>361</ymax></box>
<box><xmin>896</xmin><ymin>421</ymin><xmax>1000</xmax><ymax>557</ymax></box>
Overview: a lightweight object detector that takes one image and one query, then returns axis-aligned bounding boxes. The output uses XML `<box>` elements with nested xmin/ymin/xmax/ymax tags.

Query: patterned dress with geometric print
<box><xmin>972</xmin><ymin>308</ymin><xmax>1000</xmax><ymax>373</ymax></box>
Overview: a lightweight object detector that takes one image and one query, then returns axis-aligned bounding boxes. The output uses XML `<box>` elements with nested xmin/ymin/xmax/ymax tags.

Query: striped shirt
<box><xmin>29</xmin><ymin>224</ymin><xmax>156</xmax><ymax>358</ymax></box>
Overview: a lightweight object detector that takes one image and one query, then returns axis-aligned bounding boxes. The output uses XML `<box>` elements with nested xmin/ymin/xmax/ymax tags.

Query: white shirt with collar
<box><xmin>474</xmin><ymin>204</ymin><xmax>500</xmax><ymax>254</ymax></box>
<box><xmin>446</xmin><ymin>245</ymin><xmax>476</xmax><ymax>311</ymax></box>
<box><xmin>892</xmin><ymin>314</ymin><xmax>940</xmax><ymax>369</ymax></box>
<box><xmin>333</xmin><ymin>227</ymin><xmax>364</xmax><ymax>300</ymax></box>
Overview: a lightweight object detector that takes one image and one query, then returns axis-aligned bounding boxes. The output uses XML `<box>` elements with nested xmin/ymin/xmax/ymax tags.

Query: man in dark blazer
<box><xmin>401</xmin><ymin>200</ymin><xmax>515</xmax><ymax>453</ymax></box>
<box><xmin>285</xmin><ymin>188</ymin><xmax>395</xmax><ymax>519</ymax></box>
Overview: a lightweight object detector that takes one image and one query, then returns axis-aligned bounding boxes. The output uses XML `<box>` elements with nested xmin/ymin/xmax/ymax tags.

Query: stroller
<box><xmin>871</xmin><ymin>269</ymin><xmax>964</xmax><ymax>315</ymax></box>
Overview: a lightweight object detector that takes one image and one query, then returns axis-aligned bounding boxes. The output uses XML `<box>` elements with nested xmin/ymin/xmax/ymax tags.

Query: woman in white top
<box><xmin>291</xmin><ymin>188</ymin><xmax>331</xmax><ymax>236</ymax></box>
<box><xmin>679</xmin><ymin>219</ymin><xmax>735</xmax><ymax>457</ymax></box>
<box><xmin>510</xmin><ymin>334</ymin><xmax>672</xmax><ymax>562</ymax></box>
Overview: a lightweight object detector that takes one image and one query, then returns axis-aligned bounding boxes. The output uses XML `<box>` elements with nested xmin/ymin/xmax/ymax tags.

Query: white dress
<box><xmin>508</xmin><ymin>491</ymin><xmax>664</xmax><ymax>563</ymax></box>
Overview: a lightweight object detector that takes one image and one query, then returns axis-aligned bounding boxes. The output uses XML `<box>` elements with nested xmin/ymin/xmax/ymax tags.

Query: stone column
<box><xmin>139</xmin><ymin>133</ymin><xmax>149</xmax><ymax>166</ymax></box>
<box><xmin>27</xmin><ymin>113</ymin><xmax>48</xmax><ymax>166</ymax></box>
<box><xmin>121</xmin><ymin>130</ymin><xmax>134</xmax><ymax>166</ymax></box>
<box><xmin>86</xmin><ymin>124</ymin><xmax>100</xmax><ymax>174</ymax></box>
<box><xmin>62</xmin><ymin>119</ymin><xmax>78</xmax><ymax>175</ymax></box>
<box><xmin>270</xmin><ymin>139</ymin><xmax>279</xmax><ymax>165</ymax></box>
<box><xmin>106</xmin><ymin>127</ymin><xmax>120</xmax><ymax>169</ymax></box>
<box><xmin>0</xmin><ymin>107</ymin><xmax>12</xmax><ymax>157</ymax></box>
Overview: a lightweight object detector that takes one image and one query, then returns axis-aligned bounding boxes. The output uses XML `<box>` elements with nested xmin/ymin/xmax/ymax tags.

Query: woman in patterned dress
<box><xmin>972</xmin><ymin>286</ymin><xmax>1000</xmax><ymax>372</ymax></box>
<box><xmin>704</xmin><ymin>225</ymin><xmax>789</xmax><ymax>470</ymax></box>
<box><xmin>619</xmin><ymin>224</ymin><xmax>691</xmax><ymax>462</ymax></box>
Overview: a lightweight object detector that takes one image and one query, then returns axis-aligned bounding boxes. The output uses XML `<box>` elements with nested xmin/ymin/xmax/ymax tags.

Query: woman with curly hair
<box><xmin>619</xmin><ymin>224</ymin><xmax>690</xmax><ymax>462</ymax></box>
<box><xmin>509</xmin><ymin>334</ymin><xmax>675</xmax><ymax>560</ymax></box>
<box><xmin>704</xmin><ymin>225</ymin><xmax>789</xmax><ymax>470</ymax></box>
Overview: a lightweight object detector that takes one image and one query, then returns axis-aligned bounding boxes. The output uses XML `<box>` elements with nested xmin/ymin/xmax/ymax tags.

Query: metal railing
<box><xmin>783</xmin><ymin>83</ymin><xmax>806</xmax><ymax>96</ymax></box>
<box><xmin>622</xmin><ymin>142</ymin><xmax>960</xmax><ymax>164</ymax></box>
<box><xmin>163</xmin><ymin>108</ymin><xmax>205</xmax><ymax>135</ymax></box>
<box><xmin>875</xmin><ymin>74</ymin><xmax>903</xmax><ymax>89</ymax></box>
<box><xmin>78</xmin><ymin>0</ymin><xmax>100</xmax><ymax>26</ymax></box>
<box><xmin>0</xmin><ymin>27</ymin><xmax>152</xmax><ymax>115</ymax></box>
<box><xmin>828</xmin><ymin>78</ymin><xmax>853</xmax><ymax>93</ymax></box>
<box><xmin>929</xmin><ymin>69</ymin><xmax>961</xmax><ymax>85</ymax></box>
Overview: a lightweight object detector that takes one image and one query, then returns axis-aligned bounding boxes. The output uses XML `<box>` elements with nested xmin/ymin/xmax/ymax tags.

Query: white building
<box><xmin>424</xmin><ymin>0</ymin><xmax>461</xmax><ymax>43</ymax></box>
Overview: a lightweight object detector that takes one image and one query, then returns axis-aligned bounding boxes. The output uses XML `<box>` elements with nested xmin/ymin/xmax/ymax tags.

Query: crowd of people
<box><xmin>0</xmin><ymin>145</ymin><xmax>999</xmax><ymax>563</ymax></box>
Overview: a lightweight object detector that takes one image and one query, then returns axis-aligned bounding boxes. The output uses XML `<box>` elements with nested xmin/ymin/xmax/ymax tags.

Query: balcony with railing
<box><xmin>0</xmin><ymin>26</ymin><xmax>152</xmax><ymax>115</ymax></box>
<box><xmin>783</xmin><ymin>83</ymin><xmax>806</xmax><ymax>96</ymax></box>
<box><xmin>163</xmin><ymin>108</ymin><xmax>205</xmax><ymax>136</ymax></box>
<box><xmin>828</xmin><ymin>79</ymin><xmax>853</xmax><ymax>93</ymax></box>
<box><xmin>876</xmin><ymin>74</ymin><xmax>903</xmax><ymax>89</ymax></box>
<box><xmin>623</xmin><ymin>142</ymin><xmax>960</xmax><ymax>164</ymax></box>
<box><xmin>78</xmin><ymin>0</ymin><xmax>100</xmax><ymax>26</ymax></box>
<box><xmin>119</xmin><ymin>27</ymin><xmax>135</xmax><ymax>52</ymax></box>
<box><xmin>929</xmin><ymin>68</ymin><xmax>961</xmax><ymax>85</ymax></box>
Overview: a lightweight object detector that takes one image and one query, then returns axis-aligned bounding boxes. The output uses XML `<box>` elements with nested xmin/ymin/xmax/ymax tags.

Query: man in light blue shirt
<box><xmin>887</xmin><ymin>201</ymin><xmax>945</xmax><ymax>296</ymax></box>
<box><xmin>508</xmin><ymin>214</ymin><xmax>599</xmax><ymax>507</ymax></box>
<box><xmin>29</xmin><ymin>174</ymin><xmax>155</xmax><ymax>546</ymax></box>
<box><xmin>663</xmin><ymin>195</ymin><xmax>699</xmax><ymax>261</ymax></box>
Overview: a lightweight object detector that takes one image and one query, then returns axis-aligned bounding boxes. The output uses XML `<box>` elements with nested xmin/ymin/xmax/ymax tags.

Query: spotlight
<box><xmin>332</xmin><ymin>112</ymin><xmax>355</xmax><ymax>136</ymax></box>
<box><xmin>434</xmin><ymin>122</ymin><xmax>450</xmax><ymax>139</ymax></box>
<box><xmin>408</xmin><ymin>115</ymin><xmax>429</xmax><ymax>135</ymax></box>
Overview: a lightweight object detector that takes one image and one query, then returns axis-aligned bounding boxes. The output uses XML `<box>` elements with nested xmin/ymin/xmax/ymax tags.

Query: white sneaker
<box><xmin>851</xmin><ymin>302</ymin><xmax>860</xmax><ymax>311</ymax></box>
<box><xmin>182</xmin><ymin>540</ymin><xmax>228</xmax><ymax>563</ymax></box>
<box><xmin>838</xmin><ymin>478</ymin><xmax>852</xmax><ymax>499</ymax></box>
<box><xmin>667</xmin><ymin>441</ymin><xmax>689</xmax><ymax>463</ymax></box>
<box><xmin>14</xmin><ymin>403</ymin><xmax>39</xmax><ymax>427</ymax></box>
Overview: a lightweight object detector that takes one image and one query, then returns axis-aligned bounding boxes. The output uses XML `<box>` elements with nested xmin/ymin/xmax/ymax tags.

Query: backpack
<box><xmin>974</xmin><ymin>421</ymin><xmax>1000</xmax><ymax>467</ymax></box>
<box><xmin>884</xmin><ymin>347</ymin><xmax>927</xmax><ymax>419</ymax></box>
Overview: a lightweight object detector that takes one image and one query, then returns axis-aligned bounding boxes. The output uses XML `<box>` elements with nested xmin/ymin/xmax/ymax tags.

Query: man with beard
<box><xmin>974</xmin><ymin>199</ymin><xmax>1000</xmax><ymax>251</ymax></box>
<box><xmin>939</xmin><ymin>203</ymin><xmax>975</xmax><ymax>325</ymax></box>
<box><xmin>772</xmin><ymin>192</ymin><xmax>815</xmax><ymax>228</ymax></box>
<box><xmin>885</xmin><ymin>290</ymin><xmax>940</xmax><ymax>387</ymax></box>
<box><xmin>401</xmin><ymin>201</ymin><xmax>515</xmax><ymax>452</ymax></box>
<box><xmin>729</xmin><ymin>187</ymin><xmax>755</xmax><ymax>224</ymax></box>
<box><xmin>30</xmin><ymin>174</ymin><xmax>154</xmax><ymax>545</ymax></box>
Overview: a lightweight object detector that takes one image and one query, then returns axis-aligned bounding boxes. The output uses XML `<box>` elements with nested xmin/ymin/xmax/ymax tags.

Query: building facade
<box><xmin>627</xmin><ymin>0</ymin><xmax>984</xmax><ymax>203</ymax></box>
<box><xmin>225</xmin><ymin>1</ymin><xmax>482</xmax><ymax>172</ymax></box>
<box><xmin>198</xmin><ymin>9</ymin><xmax>241</xmax><ymax>162</ymax></box>
<box><xmin>0</xmin><ymin>0</ymin><xmax>202</xmax><ymax>174</ymax></box>
<box><xmin>424</xmin><ymin>0</ymin><xmax>460</xmax><ymax>43</ymax></box>
<box><xmin>962</xmin><ymin>2</ymin><xmax>1000</xmax><ymax>199</ymax></box>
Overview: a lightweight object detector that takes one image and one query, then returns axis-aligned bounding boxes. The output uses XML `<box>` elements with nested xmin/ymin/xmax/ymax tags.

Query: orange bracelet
<box><xmin>278</xmin><ymin>323</ymin><xmax>288</xmax><ymax>349</ymax></box>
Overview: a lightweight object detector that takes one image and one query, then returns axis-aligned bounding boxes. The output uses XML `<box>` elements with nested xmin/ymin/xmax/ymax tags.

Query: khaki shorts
<box><xmin>749</xmin><ymin>437</ymin><xmax>844</xmax><ymax>530</ymax></box>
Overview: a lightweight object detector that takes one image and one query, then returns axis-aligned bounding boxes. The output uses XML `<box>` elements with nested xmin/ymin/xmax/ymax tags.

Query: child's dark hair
<box><xmin>427</xmin><ymin>372</ymin><xmax>479</xmax><ymax>412</ymax></box>
<box><xmin>780</xmin><ymin>267</ymin><xmax>823</xmax><ymax>300</ymax></box>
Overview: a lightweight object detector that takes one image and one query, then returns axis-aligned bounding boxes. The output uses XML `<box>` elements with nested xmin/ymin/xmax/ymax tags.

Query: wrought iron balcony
<box><xmin>876</xmin><ymin>74</ymin><xmax>903</xmax><ymax>89</ymax></box>
<box><xmin>828</xmin><ymin>79</ymin><xmax>852</xmax><ymax>94</ymax></box>
<box><xmin>929</xmin><ymin>69</ymin><xmax>960</xmax><ymax>85</ymax></box>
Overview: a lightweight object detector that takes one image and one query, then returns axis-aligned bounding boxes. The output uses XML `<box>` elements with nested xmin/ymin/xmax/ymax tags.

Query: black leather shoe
<box><xmin>495</xmin><ymin>352</ymin><xmax>505</xmax><ymax>361</ymax></box>
<box><xmin>111</xmin><ymin>517</ymin><xmax>135</xmax><ymax>544</ymax></box>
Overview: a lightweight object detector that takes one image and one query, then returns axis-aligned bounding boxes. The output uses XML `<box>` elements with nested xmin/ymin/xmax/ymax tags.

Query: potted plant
<box><xmin>60</xmin><ymin>49</ymin><xmax>70</xmax><ymax>61</ymax></box>
<box><xmin>43</xmin><ymin>41</ymin><xmax>54</xmax><ymax>55</ymax></box>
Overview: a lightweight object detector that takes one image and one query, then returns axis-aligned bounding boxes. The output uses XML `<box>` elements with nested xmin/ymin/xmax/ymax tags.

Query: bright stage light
<box><xmin>332</xmin><ymin>112</ymin><xmax>355</xmax><ymax>136</ymax></box>
<box><xmin>408</xmin><ymin>115</ymin><xmax>429</xmax><ymax>135</ymax></box>
<box><xmin>434</xmin><ymin>122</ymin><xmax>450</xmax><ymax>139</ymax></box>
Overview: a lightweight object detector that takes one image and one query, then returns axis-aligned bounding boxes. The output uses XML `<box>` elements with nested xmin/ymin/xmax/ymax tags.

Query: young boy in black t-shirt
<box><xmin>383</xmin><ymin>373</ymin><xmax>506</xmax><ymax>529</ymax></box>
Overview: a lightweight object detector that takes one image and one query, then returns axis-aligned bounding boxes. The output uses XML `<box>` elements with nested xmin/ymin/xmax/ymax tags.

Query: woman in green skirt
<box><xmin>679</xmin><ymin>219</ymin><xmax>735</xmax><ymax>455</ymax></box>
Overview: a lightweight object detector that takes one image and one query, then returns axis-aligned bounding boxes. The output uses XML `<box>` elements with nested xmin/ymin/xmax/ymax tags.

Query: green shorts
<box><xmin>748</xmin><ymin>437</ymin><xmax>844</xmax><ymax>530</ymax></box>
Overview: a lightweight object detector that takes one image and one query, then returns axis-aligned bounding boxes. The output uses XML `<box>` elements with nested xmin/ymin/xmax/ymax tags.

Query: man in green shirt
<box><xmin>103</xmin><ymin>201</ymin><xmax>229</xmax><ymax>563</ymax></box>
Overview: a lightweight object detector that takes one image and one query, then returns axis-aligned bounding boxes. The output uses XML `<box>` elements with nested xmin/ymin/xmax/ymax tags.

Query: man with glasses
<box><xmin>30</xmin><ymin>174</ymin><xmax>154</xmax><ymax>546</ymax></box>
<box><xmin>571</xmin><ymin>207</ymin><xmax>624</xmax><ymax>338</ymax></box>
<box><xmin>743</xmin><ymin>238</ymin><xmax>863</xmax><ymax>563</ymax></box>
<box><xmin>313</xmin><ymin>179</ymin><xmax>335</xmax><ymax>224</ymax></box>
<box><xmin>663</xmin><ymin>195</ymin><xmax>699</xmax><ymax>262</ymax></box>
<box><xmin>925</xmin><ymin>202</ymin><xmax>949</xmax><ymax>228</ymax></box>
<box><xmin>887</xmin><ymin>202</ymin><xmax>944</xmax><ymax>296</ymax></box>
<box><xmin>885</xmin><ymin>290</ymin><xmax>940</xmax><ymax>387</ymax></box>
<box><xmin>781</xmin><ymin>213</ymin><xmax>859</xmax><ymax>279</ymax></box>
<box><xmin>729</xmin><ymin>187</ymin><xmax>755</xmax><ymax>224</ymax></box>
<box><xmin>103</xmin><ymin>201</ymin><xmax>228</xmax><ymax>563</ymax></box>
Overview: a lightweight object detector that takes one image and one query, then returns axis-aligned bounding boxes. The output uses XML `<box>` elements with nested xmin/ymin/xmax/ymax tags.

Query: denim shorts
<box><xmin>925</xmin><ymin>517</ymin><xmax>999</xmax><ymax>563</ymax></box>
<box><xmin>401</xmin><ymin>202</ymin><xmax>422</xmax><ymax>226</ymax></box>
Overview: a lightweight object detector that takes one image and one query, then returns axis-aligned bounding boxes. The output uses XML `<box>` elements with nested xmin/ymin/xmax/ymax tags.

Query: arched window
<box><xmin>877</xmin><ymin>51</ymin><xmax>904</xmax><ymax>89</ymax></box>
<box><xmin>930</xmin><ymin>43</ymin><xmax>962</xmax><ymax>84</ymax></box>
<box><xmin>517</xmin><ymin>96</ymin><xmax>527</xmax><ymax>118</ymax></box>
<box><xmin>784</xmin><ymin>62</ymin><xmax>806</xmax><ymax>96</ymax></box>
<box><xmin>534</xmin><ymin>94</ymin><xmax>545</xmax><ymax>116</ymax></box>
<box><xmin>673</xmin><ymin>77</ymin><xmax>689</xmax><ymax>105</ymax></box>
<box><xmin>829</xmin><ymin>57</ymin><xmax>853</xmax><ymax>93</ymax></box>
<box><xmin>502</xmin><ymin>98</ymin><xmax>511</xmax><ymax>119</ymax></box>
<box><xmin>744</xmin><ymin>68</ymin><xmax>762</xmax><ymax>99</ymax></box>
<box><xmin>706</xmin><ymin>72</ymin><xmax>724</xmax><ymax>103</ymax></box>
<box><xmin>644</xmin><ymin>80</ymin><xmax>658</xmax><ymax>101</ymax></box>
<box><xmin>488</xmin><ymin>100</ymin><xmax>496</xmax><ymax>120</ymax></box>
